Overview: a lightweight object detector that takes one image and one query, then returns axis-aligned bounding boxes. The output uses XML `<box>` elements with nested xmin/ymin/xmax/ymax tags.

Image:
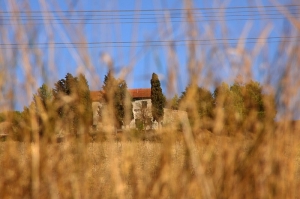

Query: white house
<box><xmin>129</xmin><ymin>88</ymin><xmax>157</xmax><ymax>129</ymax></box>
<box><xmin>90</xmin><ymin>88</ymin><xmax>188</xmax><ymax>130</ymax></box>
<box><xmin>90</xmin><ymin>88</ymin><xmax>154</xmax><ymax>129</ymax></box>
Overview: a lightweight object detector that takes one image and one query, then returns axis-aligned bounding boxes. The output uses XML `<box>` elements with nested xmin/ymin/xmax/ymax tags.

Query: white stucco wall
<box><xmin>92</xmin><ymin>100</ymin><xmax>188</xmax><ymax>130</ymax></box>
<box><xmin>131</xmin><ymin>99</ymin><xmax>152</xmax><ymax>120</ymax></box>
<box><xmin>92</xmin><ymin>102</ymin><xmax>102</xmax><ymax>125</ymax></box>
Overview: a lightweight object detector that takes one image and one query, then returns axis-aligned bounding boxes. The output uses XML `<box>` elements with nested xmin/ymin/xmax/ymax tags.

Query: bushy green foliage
<box><xmin>150</xmin><ymin>73</ymin><xmax>166</xmax><ymax>124</ymax></box>
<box><xmin>179</xmin><ymin>85</ymin><xmax>214</xmax><ymax>130</ymax></box>
<box><xmin>213</xmin><ymin>81</ymin><xmax>276</xmax><ymax>135</ymax></box>
<box><xmin>13</xmin><ymin>73</ymin><xmax>93</xmax><ymax>141</ymax></box>
<box><xmin>180</xmin><ymin>86</ymin><xmax>214</xmax><ymax>119</ymax></box>
<box><xmin>9</xmin><ymin>111</ymin><xmax>23</xmax><ymax>141</ymax></box>
<box><xmin>170</xmin><ymin>94</ymin><xmax>179</xmax><ymax>110</ymax></box>
<box><xmin>178</xmin><ymin>80</ymin><xmax>276</xmax><ymax>135</ymax></box>
<box><xmin>243</xmin><ymin>81</ymin><xmax>266</xmax><ymax>118</ymax></box>
<box><xmin>0</xmin><ymin>111</ymin><xmax>23</xmax><ymax>141</ymax></box>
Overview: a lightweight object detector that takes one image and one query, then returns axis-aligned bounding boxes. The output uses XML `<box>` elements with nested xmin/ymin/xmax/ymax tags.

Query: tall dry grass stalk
<box><xmin>0</xmin><ymin>0</ymin><xmax>300</xmax><ymax>198</ymax></box>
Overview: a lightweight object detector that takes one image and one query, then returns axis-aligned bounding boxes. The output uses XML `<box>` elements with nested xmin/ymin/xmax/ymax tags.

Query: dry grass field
<box><xmin>1</xmin><ymin>129</ymin><xmax>300</xmax><ymax>198</ymax></box>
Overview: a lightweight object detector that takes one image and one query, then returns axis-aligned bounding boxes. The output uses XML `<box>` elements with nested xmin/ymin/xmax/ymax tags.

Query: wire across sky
<box><xmin>0</xmin><ymin>4</ymin><xmax>299</xmax><ymax>25</ymax></box>
<box><xmin>0</xmin><ymin>4</ymin><xmax>297</xmax><ymax>49</ymax></box>
<box><xmin>0</xmin><ymin>36</ymin><xmax>298</xmax><ymax>49</ymax></box>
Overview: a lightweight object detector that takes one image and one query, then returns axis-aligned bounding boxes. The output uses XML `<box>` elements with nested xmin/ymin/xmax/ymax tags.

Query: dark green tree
<box><xmin>102</xmin><ymin>71</ymin><xmax>133</xmax><ymax>128</ymax></box>
<box><xmin>102</xmin><ymin>70</ymin><xmax>116</xmax><ymax>96</ymax></box>
<box><xmin>52</xmin><ymin>73</ymin><xmax>76</xmax><ymax>134</ymax></box>
<box><xmin>33</xmin><ymin>83</ymin><xmax>54</xmax><ymax>138</ymax></box>
<box><xmin>33</xmin><ymin>84</ymin><xmax>52</xmax><ymax>112</ymax></box>
<box><xmin>150</xmin><ymin>73</ymin><xmax>166</xmax><ymax>125</ymax></box>
<box><xmin>77</xmin><ymin>74</ymin><xmax>93</xmax><ymax>126</ymax></box>
<box><xmin>52</xmin><ymin>73</ymin><xmax>93</xmax><ymax>135</ymax></box>
<box><xmin>53</xmin><ymin>73</ymin><xmax>78</xmax><ymax>100</ymax></box>
<box><xmin>53</xmin><ymin>75</ymin><xmax>68</xmax><ymax>118</ymax></box>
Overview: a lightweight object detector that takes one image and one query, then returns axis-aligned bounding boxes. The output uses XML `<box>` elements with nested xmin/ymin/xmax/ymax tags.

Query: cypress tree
<box><xmin>77</xmin><ymin>74</ymin><xmax>93</xmax><ymax>127</ymax></box>
<box><xmin>102</xmin><ymin>71</ymin><xmax>132</xmax><ymax>128</ymax></box>
<box><xmin>33</xmin><ymin>84</ymin><xmax>54</xmax><ymax>138</ymax></box>
<box><xmin>53</xmin><ymin>73</ymin><xmax>77</xmax><ymax>119</ymax></box>
<box><xmin>34</xmin><ymin>84</ymin><xmax>52</xmax><ymax>112</ymax></box>
<box><xmin>150</xmin><ymin>73</ymin><xmax>166</xmax><ymax>125</ymax></box>
<box><xmin>52</xmin><ymin>73</ymin><xmax>92</xmax><ymax>135</ymax></box>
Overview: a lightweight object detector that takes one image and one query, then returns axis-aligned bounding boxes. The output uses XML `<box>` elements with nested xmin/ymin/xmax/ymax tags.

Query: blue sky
<box><xmin>0</xmin><ymin>0</ymin><xmax>297</xmax><ymax>114</ymax></box>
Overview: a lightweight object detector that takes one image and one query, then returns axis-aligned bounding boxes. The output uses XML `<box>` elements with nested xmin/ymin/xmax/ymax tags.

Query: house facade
<box><xmin>90</xmin><ymin>88</ymin><xmax>188</xmax><ymax>130</ymax></box>
<box><xmin>90</xmin><ymin>90</ymin><xmax>105</xmax><ymax>125</ymax></box>
<box><xmin>90</xmin><ymin>88</ymin><xmax>154</xmax><ymax>128</ymax></box>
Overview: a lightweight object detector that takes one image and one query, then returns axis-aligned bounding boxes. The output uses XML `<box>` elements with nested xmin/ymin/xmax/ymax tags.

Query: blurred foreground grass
<box><xmin>0</xmin><ymin>128</ymin><xmax>300</xmax><ymax>198</ymax></box>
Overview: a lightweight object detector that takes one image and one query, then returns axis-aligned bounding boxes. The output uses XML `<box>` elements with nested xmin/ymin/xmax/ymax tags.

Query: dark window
<box><xmin>142</xmin><ymin>101</ymin><xmax>147</xmax><ymax>108</ymax></box>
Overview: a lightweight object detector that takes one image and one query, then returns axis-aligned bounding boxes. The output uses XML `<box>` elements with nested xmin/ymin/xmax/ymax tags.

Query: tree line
<box><xmin>0</xmin><ymin>71</ymin><xmax>166</xmax><ymax>141</ymax></box>
<box><xmin>0</xmin><ymin>72</ymin><xmax>276</xmax><ymax>141</ymax></box>
<box><xmin>169</xmin><ymin>81</ymin><xmax>276</xmax><ymax>136</ymax></box>
<box><xmin>4</xmin><ymin>73</ymin><xmax>93</xmax><ymax>141</ymax></box>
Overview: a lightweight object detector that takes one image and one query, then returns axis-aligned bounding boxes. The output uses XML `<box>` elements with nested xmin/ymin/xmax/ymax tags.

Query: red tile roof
<box><xmin>90</xmin><ymin>91</ymin><xmax>104</xmax><ymax>102</ymax></box>
<box><xmin>129</xmin><ymin>88</ymin><xmax>151</xmax><ymax>99</ymax></box>
<box><xmin>90</xmin><ymin>88</ymin><xmax>151</xmax><ymax>102</ymax></box>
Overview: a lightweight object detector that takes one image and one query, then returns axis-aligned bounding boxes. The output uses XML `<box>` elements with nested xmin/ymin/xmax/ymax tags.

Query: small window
<box><xmin>142</xmin><ymin>101</ymin><xmax>147</xmax><ymax>108</ymax></box>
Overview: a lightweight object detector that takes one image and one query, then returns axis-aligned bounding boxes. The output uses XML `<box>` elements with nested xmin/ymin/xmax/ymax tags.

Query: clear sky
<box><xmin>0</xmin><ymin>0</ymin><xmax>298</xmax><ymax>115</ymax></box>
